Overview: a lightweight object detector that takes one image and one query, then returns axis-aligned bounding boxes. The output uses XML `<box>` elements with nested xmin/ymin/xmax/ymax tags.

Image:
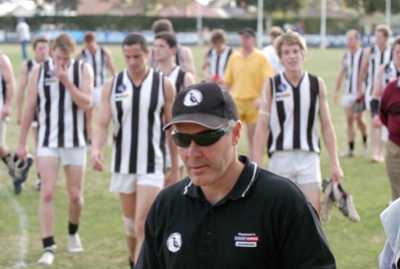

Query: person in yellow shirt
<box><xmin>224</xmin><ymin>28</ymin><xmax>273</xmax><ymax>156</ymax></box>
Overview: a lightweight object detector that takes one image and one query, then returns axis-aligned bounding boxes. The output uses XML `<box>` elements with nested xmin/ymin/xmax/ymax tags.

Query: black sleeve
<box><xmin>276</xmin><ymin>187</ymin><xmax>336</xmax><ymax>269</ymax></box>
<box><xmin>136</xmin><ymin>198</ymin><xmax>164</xmax><ymax>269</ymax></box>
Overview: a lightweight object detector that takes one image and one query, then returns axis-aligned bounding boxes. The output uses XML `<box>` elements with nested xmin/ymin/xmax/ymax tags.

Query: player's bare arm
<box><xmin>319</xmin><ymin>78</ymin><xmax>343</xmax><ymax>182</ymax></box>
<box><xmin>164</xmin><ymin>77</ymin><xmax>179</xmax><ymax>185</ymax></box>
<box><xmin>0</xmin><ymin>54</ymin><xmax>16</xmax><ymax>119</ymax></box>
<box><xmin>91</xmin><ymin>79</ymin><xmax>113</xmax><ymax>171</ymax></box>
<box><xmin>16</xmin><ymin>65</ymin><xmax>40</xmax><ymax>158</ymax></box>
<box><xmin>16</xmin><ymin>62</ymin><xmax>29</xmax><ymax>124</ymax></box>
<box><xmin>252</xmin><ymin>78</ymin><xmax>272</xmax><ymax>165</ymax></box>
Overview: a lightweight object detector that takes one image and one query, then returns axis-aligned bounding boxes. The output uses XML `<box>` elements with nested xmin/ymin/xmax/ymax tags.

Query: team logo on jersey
<box><xmin>116</xmin><ymin>84</ymin><xmax>127</xmax><ymax>93</ymax></box>
<box><xmin>234</xmin><ymin>232</ymin><xmax>259</xmax><ymax>248</ymax></box>
<box><xmin>277</xmin><ymin>83</ymin><xmax>287</xmax><ymax>92</ymax></box>
<box><xmin>166</xmin><ymin>232</ymin><xmax>182</xmax><ymax>253</ymax></box>
<box><xmin>183</xmin><ymin>89</ymin><xmax>203</xmax><ymax>107</ymax></box>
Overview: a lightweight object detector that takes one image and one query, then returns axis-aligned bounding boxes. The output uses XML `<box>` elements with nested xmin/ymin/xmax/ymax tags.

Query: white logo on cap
<box><xmin>166</xmin><ymin>232</ymin><xmax>182</xmax><ymax>253</ymax></box>
<box><xmin>183</xmin><ymin>89</ymin><xmax>203</xmax><ymax>107</ymax></box>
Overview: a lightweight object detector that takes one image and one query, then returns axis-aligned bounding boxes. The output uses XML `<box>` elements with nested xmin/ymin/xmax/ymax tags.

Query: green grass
<box><xmin>0</xmin><ymin>44</ymin><xmax>389</xmax><ymax>268</ymax></box>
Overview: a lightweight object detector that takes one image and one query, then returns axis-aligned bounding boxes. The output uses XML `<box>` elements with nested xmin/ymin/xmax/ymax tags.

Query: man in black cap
<box><xmin>136</xmin><ymin>82</ymin><xmax>337</xmax><ymax>269</ymax></box>
<box><xmin>224</xmin><ymin>27</ymin><xmax>273</xmax><ymax>157</ymax></box>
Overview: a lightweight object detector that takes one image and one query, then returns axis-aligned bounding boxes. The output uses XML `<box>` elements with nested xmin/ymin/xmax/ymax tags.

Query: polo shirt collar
<box><xmin>183</xmin><ymin>156</ymin><xmax>258</xmax><ymax>202</ymax></box>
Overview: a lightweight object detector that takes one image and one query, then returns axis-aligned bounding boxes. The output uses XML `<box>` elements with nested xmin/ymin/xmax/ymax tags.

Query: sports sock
<box><xmin>349</xmin><ymin>141</ymin><xmax>354</xmax><ymax>152</ymax></box>
<box><xmin>42</xmin><ymin>236</ymin><xmax>55</xmax><ymax>249</ymax></box>
<box><xmin>129</xmin><ymin>257</ymin><xmax>135</xmax><ymax>269</ymax></box>
<box><xmin>68</xmin><ymin>222</ymin><xmax>79</xmax><ymax>235</ymax></box>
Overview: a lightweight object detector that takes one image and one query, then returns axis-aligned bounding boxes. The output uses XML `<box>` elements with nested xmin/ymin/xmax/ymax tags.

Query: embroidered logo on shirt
<box><xmin>167</xmin><ymin>232</ymin><xmax>182</xmax><ymax>253</ymax></box>
<box><xmin>234</xmin><ymin>232</ymin><xmax>259</xmax><ymax>248</ymax></box>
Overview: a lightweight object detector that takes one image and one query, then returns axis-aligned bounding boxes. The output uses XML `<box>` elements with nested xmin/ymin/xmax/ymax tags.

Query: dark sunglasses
<box><xmin>172</xmin><ymin>124</ymin><xmax>233</xmax><ymax>148</ymax></box>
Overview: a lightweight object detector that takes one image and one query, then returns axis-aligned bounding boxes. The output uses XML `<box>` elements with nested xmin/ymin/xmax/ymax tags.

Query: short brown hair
<box><xmin>152</xmin><ymin>19</ymin><xmax>174</xmax><ymax>34</ymax></box>
<box><xmin>84</xmin><ymin>32</ymin><xmax>96</xmax><ymax>43</ymax></box>
<box><xmin>32</xmin><ymin>36</ymin><xmax>49</xmax><ymax>49</ymax></box>
<box><xmin>122</xmin><ymin>32</ymin><xmax>148</xmax><ymax>52</ymax></box>
<box><xmin>210</xmin><ymin>29</ymin><xmax>226</xmax><ymax>44</ymax></box>
<box><xmin>275</xmin><ymin>31</ymin><xmax>307</xmax><ymax>58</ymax></box>
<box><xmin>155</xmin><ymin>31</ymin><xmax>177</xmax><ymax>48</ymax></box>
<box><xmin>52</xmin><ymin>33</ymin><xmax>76</xmax><ymax>55</ymax></box>
<box><xmin>375</xmin><ymin>24</ymin><xmax>391</xmax><ymax>39</ymax></box>
<box><xmin>269</xmin><ymin>26</ymin><xmax>283</xmax><ymax>39</ymax></box>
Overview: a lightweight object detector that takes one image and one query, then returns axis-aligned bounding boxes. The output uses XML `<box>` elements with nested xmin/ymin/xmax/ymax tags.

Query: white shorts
<box><xmin>92</xmin><ymin>86</ymin><xmax>102</xmax><ymax>108</ymax></box>
<box><xmin>36</xmin><ymin>147</ymin><xmax>87</xmax><ymax>166</ymax></box>
<box><xmin>341</xmin><ymin>94</ymin><xmax>357</xmax><ymax>108</ymax></box>
<box><xmin>0</xmin><ymin>119</ymin><xmax>6</xmax><ymax>148</ymax></box>
<box><xmin>268</xmin><ymin>150</ymin><xmax>321</xmax><ymax>186</ymax></box>
<box><xmin>110</xmin><ymin>173</ymin><xmax>164</xmax><ymax>194</ymax></box>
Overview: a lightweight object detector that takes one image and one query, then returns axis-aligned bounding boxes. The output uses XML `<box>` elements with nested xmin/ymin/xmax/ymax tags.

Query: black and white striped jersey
<box><xmin>365</xmin><ymin>45</ymin><xmax>392</xmax><ymax>97</ymax></box>
<box><xmin>36</xmin><ymin>58</ymin><xmax>87</xmax><ymax>148</ymax></box>
<box><xmin>111</xmin><ymin>68</ymin><xmax>165</xmax><ymax>174</ymax></box>
<box><xmin>382</xmin><ymin>61</ymin><xmax>400</xmax><ymax>88</ymax></box>
<box><xmin>80</xmin><ymin>47</ymin><xmax>106</xmax><ymax>88</ymax></box>
<box><xmin>343</xmin><ymin>48</ymin><xmax>364</xmax><ymax>97</ymax></box>
<box><xmin>268</xmin><ymin>72</ymin><xmax>320</xmax><ymax>155</ymax></box>
<box><xmin>206</xmin><ymin>46</ymin><xmax>233</xmax><ymax>78</ymax></box>
<box><xmin>165</xmin><ymin>65</ymin><xmax>185</xmax><ymax>94</ymax></box>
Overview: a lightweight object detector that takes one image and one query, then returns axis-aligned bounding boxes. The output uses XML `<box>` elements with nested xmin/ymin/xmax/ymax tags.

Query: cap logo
<box><xmin>183</xmin><ymin>89</ymin><xmax>203</xmax><ymax>107</ymax></box>
<box><xmin>166</xmin><ymin>232</ymin><xmax>182</xmax><ymax>253</ymax></box>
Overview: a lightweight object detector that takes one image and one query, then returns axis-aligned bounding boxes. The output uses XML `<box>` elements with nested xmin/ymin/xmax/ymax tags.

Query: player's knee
<box><xmin>69</xmin><ymin>192</ymin><xmax>83</xmax><ymax>207</ymax></box>
<box><xmin>123</xmin><ymin>216</ymin><xmax>136</xmax><ymax>238</ymax></box>
<box><xmin>42</xmin><ymin>189</ymin><xmax>54</xmax><ymax>203</ymax></box>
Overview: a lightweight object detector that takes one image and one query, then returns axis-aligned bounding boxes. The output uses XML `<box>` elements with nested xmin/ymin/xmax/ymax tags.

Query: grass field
<box><xmin>0</xmin><ymin>44</ymin><xmax>390</xmax><ymax>268</ymax></box>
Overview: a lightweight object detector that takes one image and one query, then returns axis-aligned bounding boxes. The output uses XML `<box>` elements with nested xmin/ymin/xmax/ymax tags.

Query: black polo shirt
<box><xmin>137</xmin><ymin>156</ymin><xmax>336</xmax><ymax>269</ymax></box>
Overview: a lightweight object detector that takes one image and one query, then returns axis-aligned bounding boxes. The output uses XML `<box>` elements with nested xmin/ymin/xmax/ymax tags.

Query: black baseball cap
<box><xmin>239</xmin><ymin>27</ymin><xmax>255</xmax><ymax>37</ymax></box>
<box><xmin>164</xmin><ymin>82</ymin><xmax>238</xmax><ymax>130</ymax></box>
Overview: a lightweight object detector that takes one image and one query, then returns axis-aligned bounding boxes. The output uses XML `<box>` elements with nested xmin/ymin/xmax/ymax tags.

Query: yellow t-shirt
<box><xmin>224</xmin><ymin>49</ymin><xmax>273</xmax><ymax>100</ymax></box>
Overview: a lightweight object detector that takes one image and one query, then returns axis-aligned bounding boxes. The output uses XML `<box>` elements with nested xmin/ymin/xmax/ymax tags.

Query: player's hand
<box><xmin>331</xmin><ymin>164</ymin><xmax>344</xmax><ymax>182</ymax></box>
<box><xmin>91</xmin><ymin>149</ymin><xmax>104</xmax><ymax>172</ymax></box>
<box><xmin>1</xmin><ymin>104</ymin><xmax>10</xmax><ymax>119</ymax></box>
<box><xmin>16</xmin><ymin>144</ymin><xmax>28</xmax><ymax>160</ymax></box>
<box><xmin>372</xmin><ymin>115</ymin><xmax>382</xmax><ymax>128</ymax></box>
<box><xmin>55</xmin><ymin>64</ymin><xmax>69</xmax><ymax>84</ymax></box>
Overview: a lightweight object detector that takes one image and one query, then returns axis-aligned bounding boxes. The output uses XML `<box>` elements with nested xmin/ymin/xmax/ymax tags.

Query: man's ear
<box><xmin>231</xmin><ymin>121</ymin><xmax>241</xmax><ymax>146</ymax></box>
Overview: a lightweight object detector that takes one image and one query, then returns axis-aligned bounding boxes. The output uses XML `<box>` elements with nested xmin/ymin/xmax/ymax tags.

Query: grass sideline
<box><xmin>0</xmin><ymin>44</ymin><xmax>390</xmax><ymax>268</ymax></box>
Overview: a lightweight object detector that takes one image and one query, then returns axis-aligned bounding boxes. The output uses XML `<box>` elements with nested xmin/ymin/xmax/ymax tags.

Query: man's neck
<box><xmin>242</xmin><ymin>47</ymin><xmax>254</xmax><ymax>57</ymax></box>
<box><xmin>350</xmin><ymin>47</ymin><xmax>358</xmax><ymax>54</ymax></box>
<box><xmin>215</xmin><ymin>45</ymin><xmax>226</xmax><ymax>54</ymax></box>
<box><xmin>128</xmin><ymin>66</ymin><xmax>149</xmax><ymax>85</ymax></box>
<box><xmin>88</xmin><ymin>46</ymin><xmax>97</xmax><ymax>55</ymax></box>
<box><xmin>377</xmin><ymin>43</ymin><xmax>388</xmax><ymax>51</ymax></box>
<box><xmin>284</xmin><ymin>69</ymin><xmax>304</xmax><ymax>86</ymax></box>
<box><xmin>158</xmin><ymin>58</ymin><xmax>175</xmax><ymax>75</ymax></box>
<box><xmin>201</xmin><ymin>157</ymin><xmax>244</xmax><ymax>205</ymax></box>
<box><xmin>34</xmin><ymin>56</ymin><xmax>46</xmax><ymax>64</ymax></box>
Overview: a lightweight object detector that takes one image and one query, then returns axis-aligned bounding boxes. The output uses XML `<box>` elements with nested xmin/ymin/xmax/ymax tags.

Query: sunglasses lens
<box><xmin>172</xmin><ymin>128</ymin><xmax>230</xmax><ymax>148</ymax></box>
<box><xmin>172</xmin><ymin>133</ymin><xmax>192</xmax><ymax>148</ymax></box>
<box><xmin>194</xmin><ymin>130</ymin><xmax>225</xmax><ymax>146</ymax></box>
